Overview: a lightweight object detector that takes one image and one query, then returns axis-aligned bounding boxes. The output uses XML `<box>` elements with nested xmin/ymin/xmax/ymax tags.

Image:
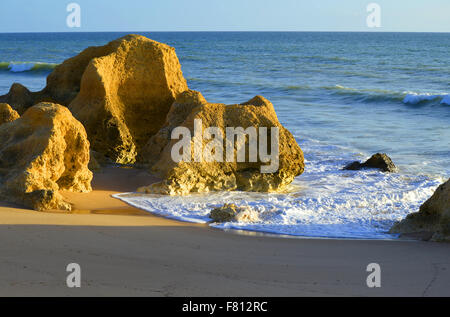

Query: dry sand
<box><xmin>0</xmin><ymin>166</ymin><xmax>449</xmax><ymax>296</ymax></box>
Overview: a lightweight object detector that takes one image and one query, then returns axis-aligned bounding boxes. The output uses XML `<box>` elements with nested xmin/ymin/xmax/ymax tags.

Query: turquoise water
<box><xmin>1</xmin><ymin>32</ymin><xmax>449</xmax><ymax>238</ymax></box>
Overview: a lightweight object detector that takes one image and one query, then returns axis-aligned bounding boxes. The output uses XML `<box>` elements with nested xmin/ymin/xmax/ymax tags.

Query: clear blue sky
<box><xmin>1</xmin><ymin>0</ymin><xmax>449</xmax><ymax>32</ymax></box>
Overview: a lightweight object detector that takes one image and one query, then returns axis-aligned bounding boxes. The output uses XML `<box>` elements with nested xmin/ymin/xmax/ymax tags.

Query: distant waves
<box><xmin>0</xmin><ymin>62</ymin><xmax>57</xmax><ymax>73</ymax></box>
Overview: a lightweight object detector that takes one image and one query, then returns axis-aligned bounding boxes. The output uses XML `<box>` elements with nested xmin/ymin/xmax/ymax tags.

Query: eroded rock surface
<box><xmin>390</xmin><ymin>179</ymin><xmax>450</xmax><ymax>241</ymax></box>
<box><xmin>68</xmin><ymin>34</ymin><xmax>188</xmax><ymax>164</ymax></box>
<box><xmin>0</xmin><ymin>102</ymin><xmax>92</xmax><ymax>210</ymax></box>
<box><xmin>138</xmin><ymin>90</ymin><xmax>304</xmax><ymax>195</ymax></box>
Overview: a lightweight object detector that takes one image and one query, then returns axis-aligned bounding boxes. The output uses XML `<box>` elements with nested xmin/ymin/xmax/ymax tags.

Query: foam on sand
<box><xmin>113</xmin><ymin>137</ymin><xmax>443</xmax><ymax>240</ymax></box>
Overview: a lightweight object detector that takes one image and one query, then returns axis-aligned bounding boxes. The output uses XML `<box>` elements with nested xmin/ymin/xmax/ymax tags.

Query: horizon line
<box><xmin>1</xmin><ymin>30</ymin><xmax>449</xmax><ymax>34</ymax></box>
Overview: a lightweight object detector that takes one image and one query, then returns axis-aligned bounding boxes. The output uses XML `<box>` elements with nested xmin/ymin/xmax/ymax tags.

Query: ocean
<box><xmin>1</xmin><ymin>32</ymin><xmax>449</xmax><ymax>239</ymax></box>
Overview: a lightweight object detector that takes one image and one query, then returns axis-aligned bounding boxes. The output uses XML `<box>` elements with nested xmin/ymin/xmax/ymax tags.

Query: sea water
<box><xmin>1</xmin><ymin>32</ymin><xmax>448</xmax><ymax>239</ymax></box>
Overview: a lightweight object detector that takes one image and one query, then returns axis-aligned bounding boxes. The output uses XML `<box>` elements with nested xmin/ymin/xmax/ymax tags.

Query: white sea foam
<box><xmin>113</xmin><ymin>138</ymin><xmax>443</xmax><ymax>239</ymax></box>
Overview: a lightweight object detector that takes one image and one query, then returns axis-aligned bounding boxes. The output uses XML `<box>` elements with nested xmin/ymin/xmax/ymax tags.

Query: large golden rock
<box><xmin>390</xmin><ymin>179</ymin><xmax>450</xmax><ymax>241</ymax></box>
<box><xmin>0</xmin><ymin>102</ymin><xmax>92</xmax><ymax>211</ymax></box>
<box><xmin>0</xmin><ymin>103</ymin><xmax>20</xmax><ymax>125</ymax></box>
<box><xmin>138</xmin><ymin>90</ymin><xmax>304</xmax><ymax>195</ymax></box>
<box><xmin>0</xmin><ymin>34</ymin><xmax>188</xmax><ymax>164</ymax></box>
<box><xmin>67</xmin><ymin>34</ymin><xmax>188</xmax><ymax>164</ymax></box>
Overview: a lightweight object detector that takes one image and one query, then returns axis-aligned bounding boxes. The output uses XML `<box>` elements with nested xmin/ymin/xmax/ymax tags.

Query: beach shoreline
<box><xmin>1</xmin><ymin>166</ymin><xmax>449</xmax><ymax>296</ymax></box>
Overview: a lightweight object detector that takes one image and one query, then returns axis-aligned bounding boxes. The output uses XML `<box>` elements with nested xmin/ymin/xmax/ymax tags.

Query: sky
<box><xmin>0</xmin><ymin>0</ymin><xmax>449</xmax><ymax>32</ymax></box>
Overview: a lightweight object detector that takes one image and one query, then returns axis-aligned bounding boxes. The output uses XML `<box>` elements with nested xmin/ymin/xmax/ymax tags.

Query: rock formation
<box><xmin>209</xmin><ymin>203</ymin><xmax>260</xmax><ymax>223</ymax></box>
<box><xmin>138</xmin><ymin>90</ymin><xmax>304</xmax><ymax>195</ymax></box>
<box><xmin>0</xmin><ymin>103</ymin><xmax>20</xmax><ymax>125</ymax></box>
<box><xmin>68</xmin><ymin>35</ymin><xmax>188</xmax><ymax>164</ymax></box>
<box><xmin>0</xmin><ymin>102</ymin><xmax>92</xmax><ymax>210</ymax></box>
<box><xmin>0</xmin><ymin>34</ymin><xmax>188</xmax><ymax>164</ymax></box>
<box><xmin>0</xmin><ymin>84</ymin><xmax>36</xmax><ymax>114</ymax></box>
<box><xmin>390</xmin><ymin>179</ymin><xmax>450</xmax><ymax>241</ymax></box>
<box><xmin>0</xmin><ymin>34</ymin><xmax>306</xmax><ymax>211</ymax></box>
<box><xmin>344</xmin><ymin>153</ymin><xmax>397</xmax><ymax>172</ymax></box>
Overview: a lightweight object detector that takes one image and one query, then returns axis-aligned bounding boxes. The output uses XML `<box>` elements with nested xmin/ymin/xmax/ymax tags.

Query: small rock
<box><xmin>210</xmin><ymin>204</ymin><xmax>239</xmax><ymax>222</ymax></box>
<box><xmin>209</xmin><ymin>203</ymin><xmax>260</xmax><ymax>223</ymax></box>
<box><xmin>344</xmin><ymin>153</ymin><xmax>397</xmax><ymax>172</ymax></box>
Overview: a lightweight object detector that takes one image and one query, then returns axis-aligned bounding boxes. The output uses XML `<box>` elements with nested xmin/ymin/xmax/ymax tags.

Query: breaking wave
<box><xmin>0</xmin><ymin>62</ymin><xmax>57</xmax><ymax>73</ymax></box>
<box><xmin>323</xmin><ymin>85</ymin><xmax>449</xmax><ymax>105</ymax></box>
<box><xmin>403</xmin><ymin>92</ymin><xmax>450</xmax><ymax>105</ymax></box>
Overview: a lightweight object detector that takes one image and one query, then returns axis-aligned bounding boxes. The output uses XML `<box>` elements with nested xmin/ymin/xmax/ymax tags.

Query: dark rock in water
<box><xmin>343</xmin><ymin>161</ymin><xmax>363</xmax><ymax>171</ymax></box>
<box><xmin>210</xmin><ymin>204</ymin><xmax>239</xmax><ymax>222</ymax></box>
<box><xmin>344</xmin><ymin>153</ymin><xmax>397</xmax><ymax>172</ymax></box>
<box><xmin>364</xmin><ymin>153</ymin><xmax>397</xmax><ymax>172</ymax></box>
<box><xmin>390</xmin><ymin>178</ymin><xmax>450</xmax><ymax>242</ymax></box>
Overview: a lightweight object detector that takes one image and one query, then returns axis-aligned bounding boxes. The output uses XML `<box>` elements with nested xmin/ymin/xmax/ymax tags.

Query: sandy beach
<box><xmin>0</xmin><ymin>166</ymin><xmax>448</xmax><ymax>297</ymax></box>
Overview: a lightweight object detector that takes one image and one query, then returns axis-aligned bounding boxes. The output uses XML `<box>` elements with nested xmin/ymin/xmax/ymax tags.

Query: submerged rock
<box><xmin>344</xmin><ymin>153</ymin><xmax>397</xmax><ymax>172</ymax></box>
<box><xmin>138</xmin><ymin>90</ymin><xmax>304</xmax><ymax>195</ymax></box>
<box><xmin>0</xmin><ymin>34</ymin><xmax>188</xmax><ymax>164</ymax></box>
<box><xmin>0</xmin><ymin>102</ymin><xmax>92</xmax><ymax>210</ymax></box>
<box><xmin>209</xmin><ymin>204</ymin><xmax>260</xmax><ymax>223</ymax></box>
<box><xmin>0</xmin><ymin>103</ymin><xmax>20</xmax><ymax>125</ymax></box>
<box><xmin>390</xmin><ymin>179</ymin><xmax>450</xmax><ymax>241</ymax></box>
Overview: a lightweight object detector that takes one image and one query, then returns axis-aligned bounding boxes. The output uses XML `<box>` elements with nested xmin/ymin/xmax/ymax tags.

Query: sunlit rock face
<box><xmin>138</xmin><ymin>90</ymin><xmax>305</xmax><ymax>195</ymax></box>
<box><xmin>0</xmin><ymin>102</ymin><xmax>92</xmax><ymax>211</ymax></box>
<box><xmin>68</xmin><ymin>35</ymin><xmax>188</xmax><ymax>164</ymax></box>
